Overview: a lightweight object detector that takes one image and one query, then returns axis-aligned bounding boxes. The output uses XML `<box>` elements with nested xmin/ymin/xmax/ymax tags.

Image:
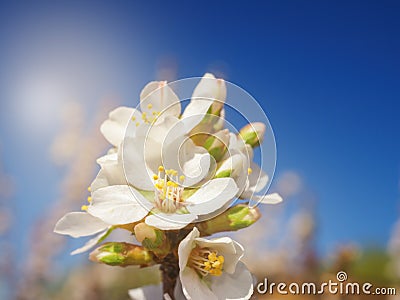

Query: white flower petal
<box><xmin>194</xmin><ymin>237</ymin><xmax>244</xmax><ymax>274</ymax></box>
<box><xmin>91</xmin><ymin>153</ymin><xmax>126</xmax><ymax>191</ymax></box>
<box><xmin>90</xmin><ymin>169</ymin><xmax>110</xmax><ymax>192</ymax></box>
<box><xmin>100</xmin><ymin>106</ymin><xmax>140</xmax><ymax>147</ymax></box>
<box><xmin>123</xmin><ymin>137</ymin><xmax>157</xmax><ymax>191</ymax></box>
<box><xmin>181</xmin><ymin>268</ymin><xmax>217</xmax><ymax>300</ymax></box>
<box><xmin>70</xmin><ymin>227</ymin><xmax>112</xmax><ymax>255</ymax></box>
<box><xmin>249</xmin><ymin>193</ymin><xmax>283</xmax><ymax>206</ymax></box>
<box><xmin>162</xmin><ymin>136</ymin><xmax>210</xmax><ymax>186</ymax></box>
<box><xmin>194</xmin><ymin>73</ymin><xmax>227</xmax><ymax>104</ymax></box>
<box><xmin>145</xmin><ymin>213</ymin><xmax>196</xmax><ymax>230</ymax></box>
<box><xmin>248</xmin><ymin>162</ymin><xmax>269</xmax><ymax>193</ymax></box>
<box><xmin>217</xmin><ymin>153</ymin><xmax>249</xmax><ymax>191</ymax></box>
<box><xmin>181</xmin><ymin>74</ymin><xmax>226</xmax><ymax>133</ymax></box>
<box><xmin>136</xmin><ymin>116</ymin><xmax>183</xmax><ymax>143</ymax></box>
<box><xmin>54</xmin><ymin>212</ymin><xmax>109</xmax><ymax>238</ymax></box>
<box><xmin>210</xmin><ymin>262</ymin><xmax>253</xmax><ymax>300</ymax></box>
<box><xmin>140</xmin><ymin>81</ymin><xmax>181</xmax><ymax>118</ymax></box>
<box><xmin>226</xmin><ymin>133</ymin><xmax>249</xmax><ymax>158</ymax></box>
<box><xmin>178</xmin><ymin>227</ymin><xmax>200</xmax><ymax>270</ymax></box>
<box><xmin>181</xmin><ymin>149</ymin><xmax>210</xmax><ymax>186</ymax></box>
<box><xmin>186</xmin><ymin>178</ymin><xmax>238</xmax><ymax>216</ymax></box>
<box><xmin>180</xmin><ymin>99</ymin><xmax>214</xmax><ymax>133</ymax></box>
<box><xmin>89</xmin><ymin>185</ymin><xmax>152</xmax><ymax>225</ymax></box>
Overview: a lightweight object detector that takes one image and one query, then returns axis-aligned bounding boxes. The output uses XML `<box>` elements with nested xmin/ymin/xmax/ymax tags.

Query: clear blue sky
<box><xmin>0</xmin><ymin>0</ymin><xmax>399</xmax><ymax>256</ymax></box>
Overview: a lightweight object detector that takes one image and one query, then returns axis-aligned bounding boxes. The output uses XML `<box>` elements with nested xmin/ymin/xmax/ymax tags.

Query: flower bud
<box><xmin>134</xmin><ymin>223</ymin><xmax>170</xmax><ymax>257</ymax></box>
<box><xmin>204</xmin><ymin>129</ymin><xmax>230</xmax><ymax>162</ymax></box>
<box><xmin>89</xmin><ymin>242</ymin><xmax>154</xmax><ymax>267</ymax></box>
<box><xmin>239</xmin><ymin>122</ymin><xmax>266</xmax><ymax>147</ymax></box>
<box><xmin>193</xmin><ymin>73</ymin><xmax>226</xmax><ymax>115</ymax></box>
<box><xmin>212</xmin><ymin>108</ymin><xmax>225</xmax><ymax>132</ymax></box>
<box><xmin>197</xmin><ymin>204</ymin><xmax>261</xmax><ymax>235</ymax></box>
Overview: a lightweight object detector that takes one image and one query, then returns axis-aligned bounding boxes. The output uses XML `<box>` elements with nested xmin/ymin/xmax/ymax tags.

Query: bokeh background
<box><xmin>0</xmin><ymin>1</ymin><xmax>399</xmax><ymax>299</ymax></box>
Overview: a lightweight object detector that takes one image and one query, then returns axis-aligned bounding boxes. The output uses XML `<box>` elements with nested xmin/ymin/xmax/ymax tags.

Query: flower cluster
<box><xmin>54</xmin><ymin>73</ymin><xmax>282</xmax><ymax>300</ymax></box>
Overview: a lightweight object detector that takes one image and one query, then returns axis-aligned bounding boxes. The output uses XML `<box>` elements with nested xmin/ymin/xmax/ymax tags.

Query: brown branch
<box><xmin>160</xmin><ymin>253</ymin><xmax>179</xmax><ymax>300</ymax></box>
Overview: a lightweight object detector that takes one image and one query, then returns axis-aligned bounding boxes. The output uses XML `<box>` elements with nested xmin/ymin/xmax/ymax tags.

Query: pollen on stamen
<box><xmin>87</xmin><ymin>196</ymin><xmax>92</xmax><ymax>203</ymax></box>
<box><xmin>147</xmin><ymin>103</ymin><xmax>153</xmax><ymax>109</ymax></box>
<box><xmin>179</xmin><ymin>175</ymin><xmax>185</xmax><ymax>182</ymax></box>
<box><xmin>248</xmin><ymin>167</ymin><xmax>253</xmax><ymax>175</ymax></box>
<box><xmin>87</xmin><ymin>186</ymin><xmax>91</xmax><ymax>192</ymax></box>
<box><xmin>189</xmin><ymin>247</ymin><xmax>225</xmax><ymax>277</ymax></box>
<box><xmin>131</xmin><ymin>116</ymin><xmax>136</xmax><ymax>121</ymax></box>
<box><xmin>81</xmin><ymin>205</ymin><xmax>89</xmax><ymax>211</ymax></box>
<box><xmin>153</xmin><ymin>174</ymin><xmax>159</xmax><ymax>180</ymax></box>
<box><xmin>136</xmin><ymin>122</ymin><xmax>140</xmax><ymax>127</ymax></box>
<box><xmin>158</xmin><ymin>166</ymin><xmax>164</xmax><ymax>172</ymax></box>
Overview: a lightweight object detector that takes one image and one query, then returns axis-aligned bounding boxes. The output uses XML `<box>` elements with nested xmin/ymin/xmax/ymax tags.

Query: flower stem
<box><xmin>160</xmin><ymin>253</ymin><xmax>179</xmax><ymax>300</ymax></box>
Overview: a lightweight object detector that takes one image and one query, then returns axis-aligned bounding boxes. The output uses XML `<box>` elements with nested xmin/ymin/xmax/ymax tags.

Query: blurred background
<box><xmin>0</xmin><ymin>1</ymin><xmax>399</xmax><ymax>299</ymax></box>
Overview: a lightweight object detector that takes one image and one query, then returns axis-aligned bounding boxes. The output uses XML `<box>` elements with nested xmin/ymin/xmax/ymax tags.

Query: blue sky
<box><xmin>0</xmin><ymin>0</ymin><xmax>399</xmax><ymax>256</ymax></box>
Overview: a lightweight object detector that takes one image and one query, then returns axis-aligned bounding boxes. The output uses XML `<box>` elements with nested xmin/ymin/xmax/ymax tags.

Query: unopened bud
<box><xmin>239</xmin><ymin>122</ymin><xmax>266</xmax><ymax>147</ymax></box>
<box><xmin>204</xmin><ymin>129</ymin><xmax>230</xmax><ymax>162</ymax></box>
<box><xmin>193</xmin><ymin>73</ymin><xmax>226</xmax><ymax>115</ymax></box>
<box><xmin>134</xmin><ymin>223</ymin><xmax>170</xmax><ymax>257</ymax></box>
<box><xmin>197</xmin><ymin>204</ymin><xmax>261</xmax><ymax>235</ymax></box>
<box><xmin>190</xmin><ymin>74</ymin><xmax>227</xmax><ymax>145</ymax></box>
<box><xmin>89</xmin><ymin>242</ymin><xmax>154</xmax><ymax>267</ymax></box>
<box><xmin>212</xmin><ymin>108</ymin><xmax>225</xmax><ymax>132</ymax></box>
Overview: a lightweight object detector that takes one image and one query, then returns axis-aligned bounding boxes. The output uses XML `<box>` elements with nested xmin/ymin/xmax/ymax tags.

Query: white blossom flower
<box><xmin>88</xmin><ymin>168</ymin><xmax>239</xmax><ymax>230</ymax></box>
<box><xmin>178</xmin><ymin>227</ymin><xmax>253</xmax><ymax>300</ymax></box>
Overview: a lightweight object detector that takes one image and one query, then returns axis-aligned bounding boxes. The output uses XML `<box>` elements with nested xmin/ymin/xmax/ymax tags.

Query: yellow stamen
<box><xmin>131</xmin><ymin>116</ymin><xmax>136</xmax><ymax>121</ymax></box>
<box><xmin>136</xmin><ymin>122</ymin><xmax>140</xmax><ymax>127</ymax></box>
<box><xmin>209</xmin><ymin>269</ymin><xmax>222</xmax><ymax>276</ymax></box>
<box><xmin>189</xmin><ymin>248</ymin><xmax>225</xmax><ymax>277</ymax></box>
<box><xmin>87</xmin><ymin>196</ymin><xmax>92</xmax><ymax>203</ymax></box>
<box><xmin>153</xmin><ymin>174</ymin><xmax>159</xmax><ymax>180</ymax></box>
<box><xmin>158</xmin><ymin>166</ymin><xmax>164</xmax><ymax>172</ymax></box>
<box><xmin>87</xmin><ymin>186</ymin><xmax>91</xmax><ymax>192</ymax></box>
<box><xmin>248</xmin><ymin>167</ymin><xmax>253</xmax><ymax>175</ymax></box>
<box><xmin>147</xmin><ymin>103</ymin><xmax>153</xmax><ymax>109</ymax></box>
<box><xmin>167</xmin><ymin>181</ymin><xmax>178</xmax><ymax>187</ymax></box>
<box><xmin>81</xmin><ymin>205</ymin><xmax>88</xmax><ymax>211</ymax></box>
<box><xmin>208</xmin><ymin>252</ymin><xmax>217</xmax><ymax>262</ymax></box>
<box><xmin>179</xmin><ymin>175</ymin><xmax>185</xmax><ymax>182</ymax></box>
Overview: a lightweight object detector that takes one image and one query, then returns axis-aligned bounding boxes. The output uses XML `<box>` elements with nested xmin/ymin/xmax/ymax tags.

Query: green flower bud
<box><xmin>89</xmin><ymin>242</ymin><xmax>155</xmax><ymax>267</ymax></box>
<box><xmin>204</xmin><ymin>129</ymin><xmax>230</xmax><ymax>162</ymax></box>
<box><xmin>239</xmin><ymin>122</ymin><xmax>266</xmax><ymax>147</ymax></box>
<box><xmin>197</xmin><ymin>204</ymin><xmax>261</xmax><ymax>235</ymax></box>
<box><xmin>134</xmin><ymin>223</ymin><xmax>170</xmax><ymax>257</ymax></box>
